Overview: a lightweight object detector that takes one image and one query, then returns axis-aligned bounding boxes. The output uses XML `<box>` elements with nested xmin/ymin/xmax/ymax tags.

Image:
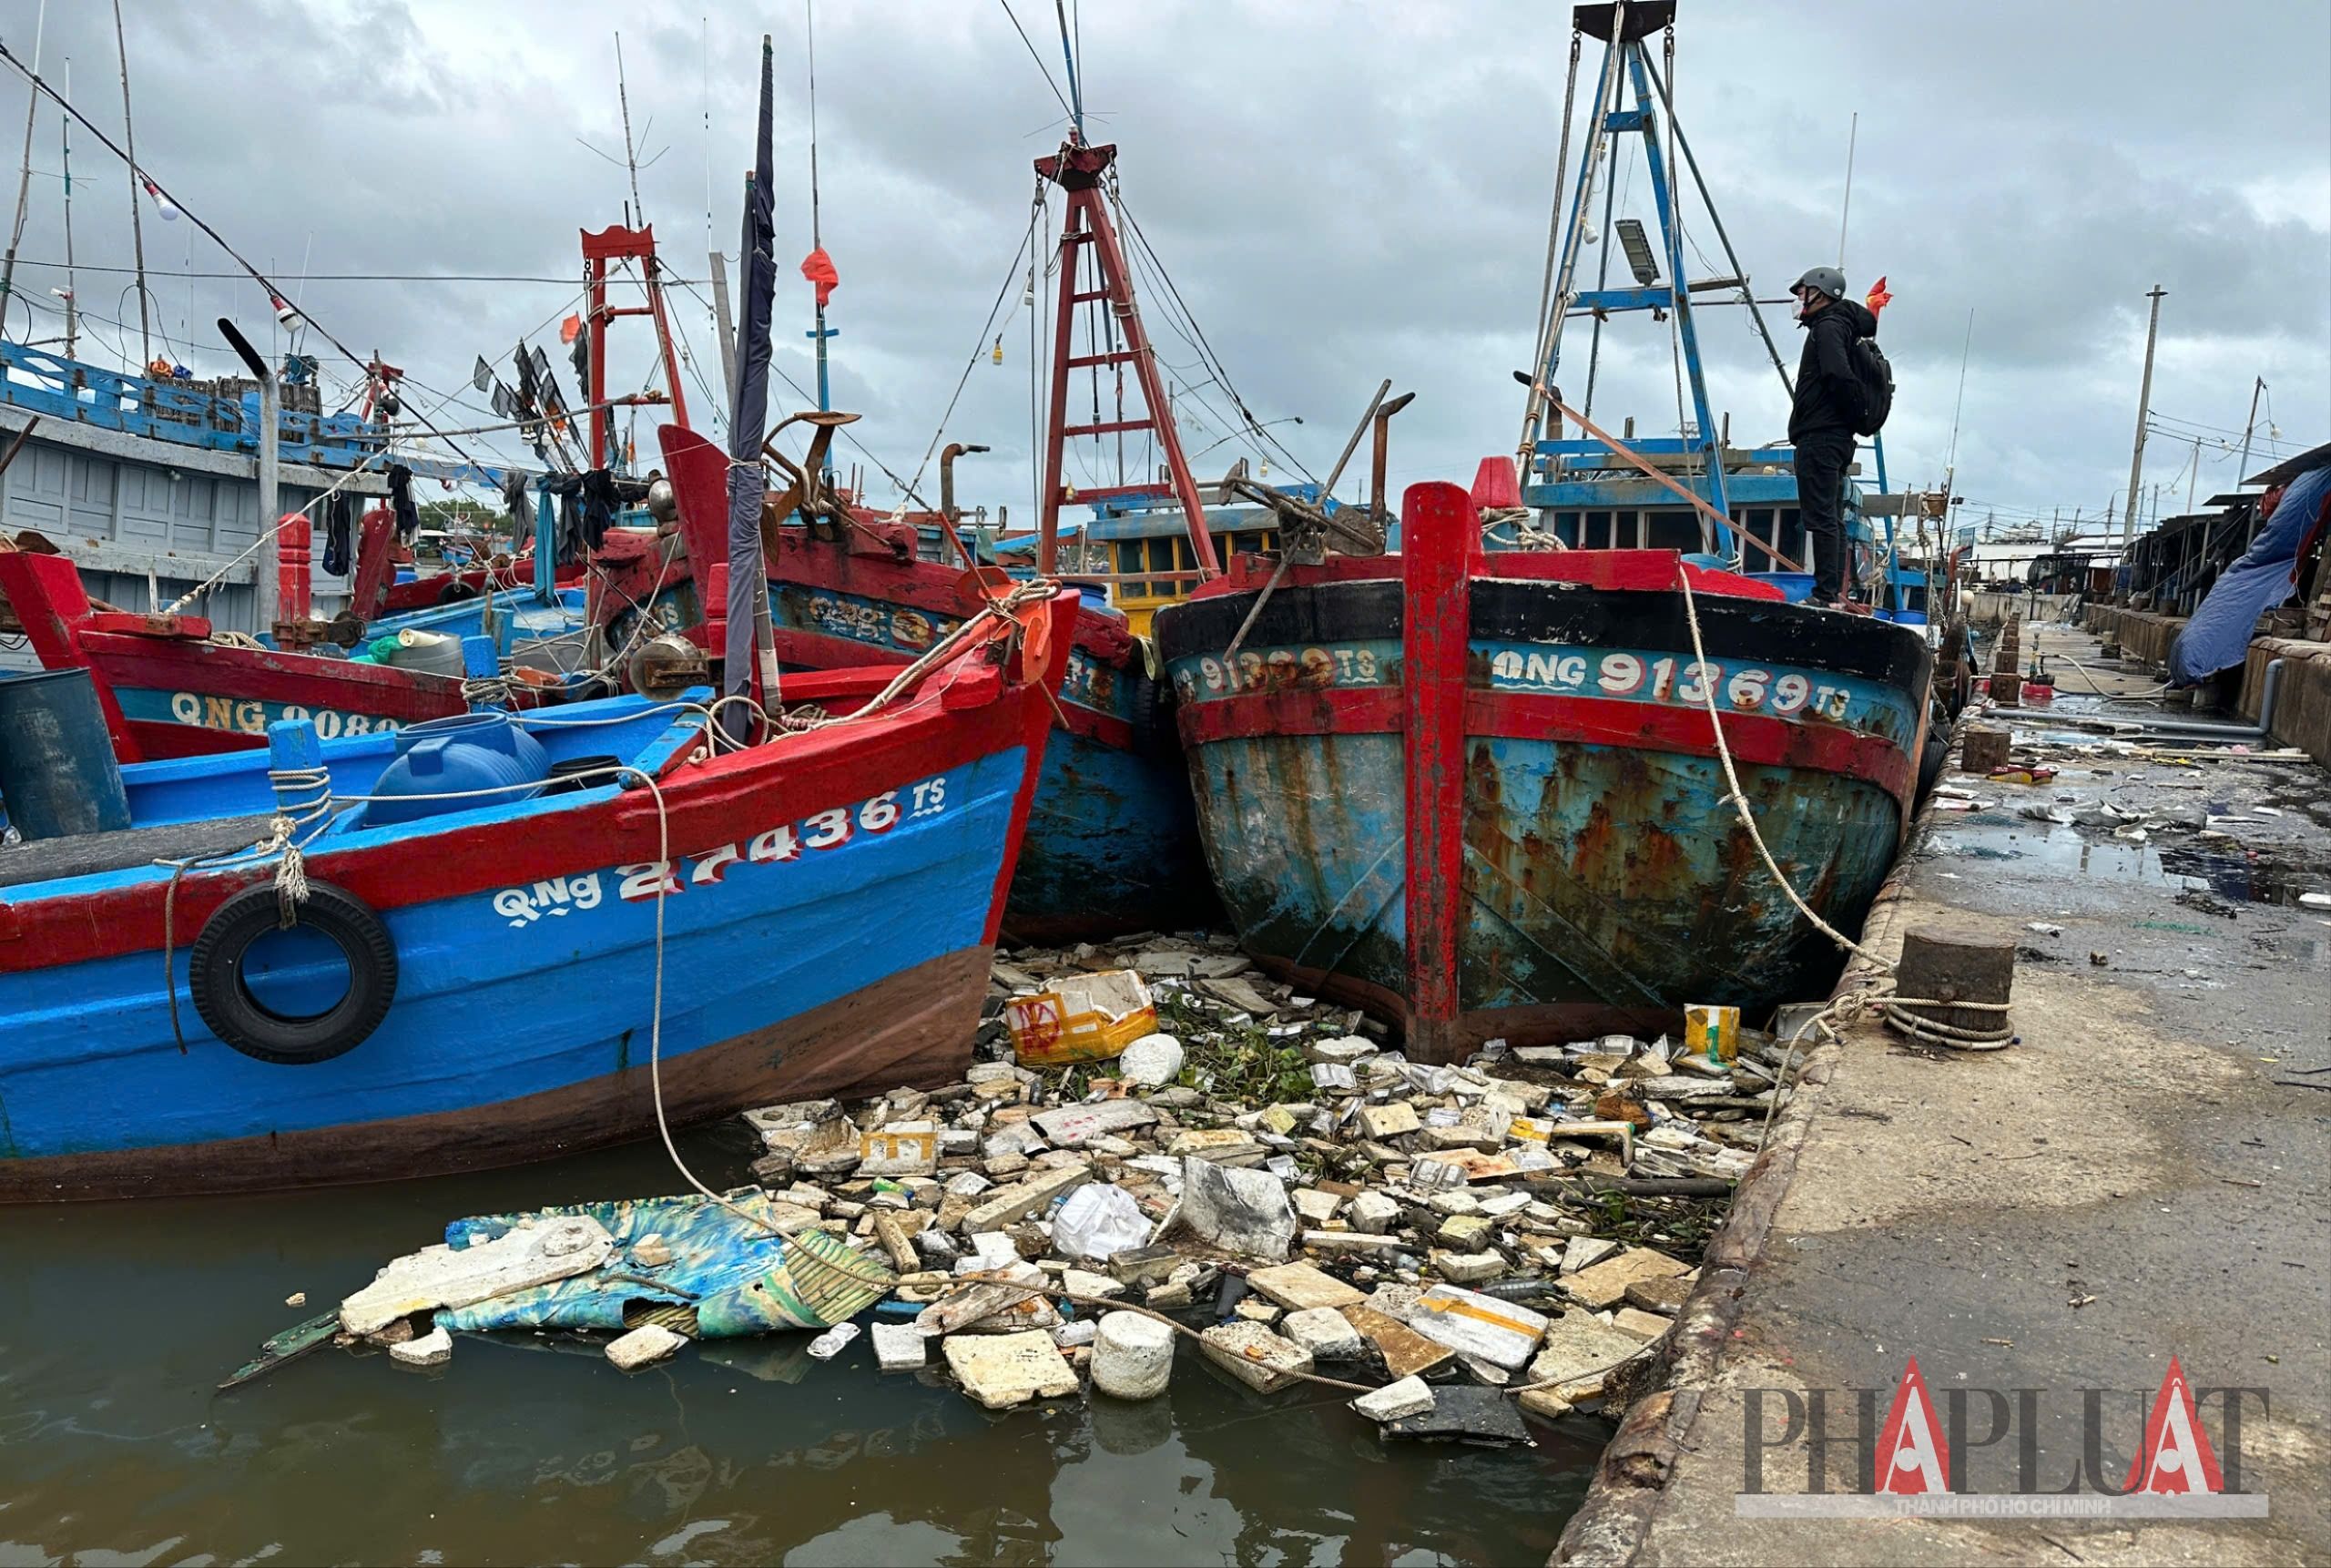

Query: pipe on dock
<box><xmin>2122</xmin><ymin>658</ymin><xmax>2285</xmax><ymax>741</ymax></box>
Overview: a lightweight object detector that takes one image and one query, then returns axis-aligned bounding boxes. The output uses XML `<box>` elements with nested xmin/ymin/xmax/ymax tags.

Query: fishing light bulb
<box><xmin>141</xmin><ymin>178</ymin><xmax>178</xmax><ymax>220</ymax></box>
<box><xmin>992</xmin><ymin>335</ymin><xmax>1004</xmax><ymax>366</ymax></box>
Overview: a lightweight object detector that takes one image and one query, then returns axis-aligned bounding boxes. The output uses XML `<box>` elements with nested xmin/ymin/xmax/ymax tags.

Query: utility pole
<box><xmin>2122</xmin><ymin>283</ymin><xmax>2165</xmax><ymax>551</ymax></box>
<box><xmin>2234</xmin><ymin>375</ymin><xmax>2265</xmax><ymax>483</ymax></box>
<box><xmin>110</xmin><ymin>0</ymin><xmax>151</xmax><ymax>369</ymax></box>
<box><xmin>2187</xmin><ymin>434</ymin><xmax>2201</xmax><ymax>514</ymax></box>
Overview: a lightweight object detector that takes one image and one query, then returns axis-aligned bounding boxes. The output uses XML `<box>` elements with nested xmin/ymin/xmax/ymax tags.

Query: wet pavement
<box><xmin>0</xmin><ymin>1125</ymin><xmax>1603</xmax><ymax>1566</ymax></box>
<box><xmin>1573</xmin><ymin>619</ymin><xmax>2331</xmax><ymax>1566</ymax></box>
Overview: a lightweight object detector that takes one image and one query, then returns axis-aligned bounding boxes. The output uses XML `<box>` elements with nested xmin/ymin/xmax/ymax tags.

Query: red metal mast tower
<box><xmin>580</xmin><ymin>223</ymin><xmax>688</xmax><ymax>471</ymax></box>
<box><xmin>1034</xmin><ymin>141</ymin><xmax>1217</xmax><ymax>578</ymax></box>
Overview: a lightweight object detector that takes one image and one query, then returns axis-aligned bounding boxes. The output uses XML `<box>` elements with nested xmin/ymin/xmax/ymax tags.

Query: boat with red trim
<box><xmin>611</xmin><ymin>130</ymin><xmax>1248</xmax><ymax>945</ymax></box>
<box><xmin>0</xmin><ymin>582</ymin><xmax>1075</xmax><ymax>1201</ymax></box>
<box><xmin>1154</xmin><ymin>482</ymin><xmax>1930</xmax><ymax>1061</ymax></box>
<box><xmin>0</xmin><ymin>540</ymin><xmax>506</xmax><ymax>759</ymax></box>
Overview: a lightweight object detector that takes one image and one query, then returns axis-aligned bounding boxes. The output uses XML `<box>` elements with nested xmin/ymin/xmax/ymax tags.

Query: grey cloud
<box><xmin>0</xmin><ymin>0</ymin><xmax>2319</xmax><ymax>528</ymax></box>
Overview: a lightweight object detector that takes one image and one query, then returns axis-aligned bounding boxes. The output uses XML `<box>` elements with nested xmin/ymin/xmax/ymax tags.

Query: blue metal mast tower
<box><xmin>1519</xmin><ymin>2</ymin><xmax>1802</xmax><ymax>566</ymax></box>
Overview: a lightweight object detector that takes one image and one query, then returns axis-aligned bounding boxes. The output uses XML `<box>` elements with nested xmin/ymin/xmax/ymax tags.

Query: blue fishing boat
<box><xmin>1152</xmin><ymin>1</ymin><xmax>1937</xmax><ymax>1061</ymax></box>
<box><xmin>0</xmin><ymin>36</ymin><xmax>1080</xmax><ymax>1202</ymax></box>
<box><xmin>0</xmin><ymin>591</ymin><xmax>1070</xmax><ymax>1198</ymax></box>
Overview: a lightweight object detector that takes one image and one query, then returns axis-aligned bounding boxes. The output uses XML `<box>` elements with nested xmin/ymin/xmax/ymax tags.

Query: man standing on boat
<box><xmin>1787</xmin><ymin>266</ymin><xmax>1879</xmax><ymax>608</ymax></box>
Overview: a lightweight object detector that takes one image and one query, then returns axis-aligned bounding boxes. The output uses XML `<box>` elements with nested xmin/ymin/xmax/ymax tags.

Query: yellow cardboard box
<box><xmin>1003</xmin><ymin>970</ymin><xmax>1157</xmax><ymax>1068</ymax></box>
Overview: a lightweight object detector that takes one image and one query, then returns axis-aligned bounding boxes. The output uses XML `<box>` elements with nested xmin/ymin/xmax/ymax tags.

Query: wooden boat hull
<box><xmin>1152</xmin><ymin>484</ymin><xmax>1932</xmax><ymax>1057</ymax></box>
<box><xmin>0</xmin><ymin>597</ymin><xmax>1074</xmax><ymax>1200</ymax></box>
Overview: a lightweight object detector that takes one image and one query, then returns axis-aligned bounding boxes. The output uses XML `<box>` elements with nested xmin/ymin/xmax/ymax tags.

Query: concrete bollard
<box><xmin>1092</xmin><ymin>1310</ymin><xmax>1175</xmax><ymax>1401</ymax></box>
<box><xmin>1960</xmin><ymin>728</ymin><xmax>2010</xmax><ymax>774</ymax></box>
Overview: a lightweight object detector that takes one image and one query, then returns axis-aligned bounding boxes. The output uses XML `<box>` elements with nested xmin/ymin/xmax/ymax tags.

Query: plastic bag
<box><xmin>1052</xmin><ymin>1182</ymin><xmax>1150</xmax><ymax>1261</ymax></box>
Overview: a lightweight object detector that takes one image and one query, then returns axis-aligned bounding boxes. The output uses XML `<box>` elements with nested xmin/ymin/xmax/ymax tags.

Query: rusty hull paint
<box><xmin>1001</xmin><ymin>726</ymin><xmax>1220</xmax><ymax>944</ymax></box>
<box><xmin>1158</xmin><ymin>561</ymin><xmax>1929</xmax><ymax>1045</ymax></box>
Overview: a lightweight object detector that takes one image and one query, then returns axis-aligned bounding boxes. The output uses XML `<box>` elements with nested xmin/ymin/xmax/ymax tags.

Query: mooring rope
<box><xmin>1673</xmin><ymin>563</ymin><xmax>2014</xmax><ymax>1070</ymax></box>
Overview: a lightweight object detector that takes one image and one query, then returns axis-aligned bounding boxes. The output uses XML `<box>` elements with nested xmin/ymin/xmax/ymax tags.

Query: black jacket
<box><xmin>1788</xmin><ymin>297</ymin><xmax>1876</xmax><ymax>443</ymax></box>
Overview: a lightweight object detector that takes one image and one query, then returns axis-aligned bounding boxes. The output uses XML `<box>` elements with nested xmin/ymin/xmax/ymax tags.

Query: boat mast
<box><xmin>108</xmin><ymin>0</ymin><xmax>150</xmax><ymax>368</ymax></box>
<box><xmin>1030</xmin><ymin>8</ymin><xmax>1215</xmax><ymax>578</ymax></box>
<box><xmin>0</xmin><ymin>0</ymin><xmax>44</xmax><ymax>327</ymax></box>
<box><xmin>583</xmin><ymin>222</ymin><xmax>689</xmax><ymax>471</ymax></box>
<box><xmin>58</xmin><ymin>56</ymin><xmax>76</xmax><ymax>363</ymax></box>
<box><xmin>1522</xmin><ymin>1</ymin><xmax>1736</xmax><ymax>556</ymax></box>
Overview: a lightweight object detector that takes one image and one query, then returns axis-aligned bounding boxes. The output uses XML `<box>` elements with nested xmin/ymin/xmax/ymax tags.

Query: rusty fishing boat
<box><xmin>1151</xmin><ymin>3</ymin><xmax>1934</xmax><ymax>1061</ymax></box>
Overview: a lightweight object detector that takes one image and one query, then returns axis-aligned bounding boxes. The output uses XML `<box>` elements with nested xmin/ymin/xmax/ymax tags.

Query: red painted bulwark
<box><xmin>1401</xmin><ymin>482</ymin><xmax>1480</xmax><ymax>1064</ymax></box>
<box><xmin>3</xmin><ymin>591</ymin><xmax>1079</xmax><ymax>974</ymax></box>
<box><xmin>0</xmin><ymin>549</ymin><xmax>141</xmax><ymax>758</ymax></box>
<box><xmin>1189</xmin><ymin>546</ymin><xmax>1789</xmax><ymax>605</ymax></box>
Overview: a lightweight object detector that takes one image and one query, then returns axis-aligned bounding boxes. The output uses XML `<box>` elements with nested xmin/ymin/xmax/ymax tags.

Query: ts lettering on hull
<box><xmin>163</xmin><ymin>691</ymin><xmax>402</xmax><ymax>738</ymax></box>
<box><xmin>486</xmin><ymin>774</ymin><xmax>953</xmax><ymax>928</ymax></box>
<box><xmin>1172</xmin><ymin>644</ymin><xmax>1392</xmax><ymax>701</ymax></box>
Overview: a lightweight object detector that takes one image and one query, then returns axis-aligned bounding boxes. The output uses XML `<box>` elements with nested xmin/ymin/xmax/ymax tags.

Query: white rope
<box><xmin>1674</xmin><ymin>563</ymin><xmax>1895</xmax><ymax>971</ymax></box>
<box><xmin>1674</xmin><ymin>562</ymin><xmax>2016</xmax><ymax>1074</ymax></box>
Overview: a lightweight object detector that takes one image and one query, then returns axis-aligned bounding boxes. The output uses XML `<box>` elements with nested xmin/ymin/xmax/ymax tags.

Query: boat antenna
<box><xmin>0</xmin><ymin>0</ymin><xmax>44</xmax><ymax>329</ymax></box>
<box><xmin>108</xmin><ymin>0</ymin><xmax>151</xmax><ymax>367</ymax></box>
<box><xmin>803</xmin><ymin>0</ymin><xmax>839</xmax><ymax>463</ymax></box>
<box><xmin>613</xmin><ymin>33</ymin><xmax>646</xmax><ymax>223</ymax></box>
<box><xmin>1836</xmin><ymin>110</ymin><xmax>1856</xmax><ymax>269</ymax></box>
<box><xmin>1053</xmin><ymin>0</ymin><xmax>1086</xmax><ymax>140</ymax></box>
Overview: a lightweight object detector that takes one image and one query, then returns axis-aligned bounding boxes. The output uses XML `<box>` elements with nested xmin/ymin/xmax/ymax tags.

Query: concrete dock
<box><xmin>1561</xmin><ymin>616</ymin><xmax>2331</xmax><ymax>1565</ymax></box>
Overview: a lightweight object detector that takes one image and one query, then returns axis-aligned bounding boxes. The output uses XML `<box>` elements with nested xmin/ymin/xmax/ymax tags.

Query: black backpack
<box><xmin>1849</xmin><ymin>335</ymin><xmax>1894</xmax><ymax>436</ymax></box>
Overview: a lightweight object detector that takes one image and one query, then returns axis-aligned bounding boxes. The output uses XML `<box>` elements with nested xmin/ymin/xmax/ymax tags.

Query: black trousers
<box><xmin>1794</xmin><ymin>431</ymin><xmax>1855</xmax><ymax>602</ymax></box>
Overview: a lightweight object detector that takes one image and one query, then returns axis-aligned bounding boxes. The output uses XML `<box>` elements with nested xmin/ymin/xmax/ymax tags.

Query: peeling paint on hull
<box><xmin>1156</xmin><ymin>547</ymin><xmax>1932</xmax><ymax>1045</ymax></box>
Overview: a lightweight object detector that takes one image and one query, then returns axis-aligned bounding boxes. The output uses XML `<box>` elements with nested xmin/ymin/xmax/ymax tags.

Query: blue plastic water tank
<box><xmin>364</xmin><ymin>711</ymin><xmax>550</xmax><ymax>827</ymax></box>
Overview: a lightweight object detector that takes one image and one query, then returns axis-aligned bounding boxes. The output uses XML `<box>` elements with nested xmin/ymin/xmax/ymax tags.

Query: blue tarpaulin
<box><xmin>2169</xmin><ymin>463</ymin><xmax>2331</xmax><ymax>684</ymax></box>
<box><xmin>435</xmin><ymin>1190</ymin><xmax>893</xmax><ymax>1337</ymax></box>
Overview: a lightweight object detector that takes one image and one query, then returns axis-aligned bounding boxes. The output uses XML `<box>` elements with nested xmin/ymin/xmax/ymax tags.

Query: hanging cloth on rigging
<box><xmin>503</xmin><ymin>470</ymin><xmax>530</xmax><ymax>535</ymax></box>
<box><xmin>800</xmin><ymin>249</ymin><xmax>840</xmax><ymax>308</ymax></box>
<box><xmin>579</xmin><ymin>468</ymin><xmax>619</xmax><ymax>554</ymax></box>
<box><xmin>385</xmin><ymin>464</ymin><xmax>421</xmax><ymax>542</ymax></box>
<box><xmin>321</xmin><ymin>492</ymin><xmax>355</xmax><ymax>575</ymax></box>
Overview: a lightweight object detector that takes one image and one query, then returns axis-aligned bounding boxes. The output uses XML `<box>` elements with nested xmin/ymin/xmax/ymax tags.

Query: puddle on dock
<box><xmin>0</xmin><ymin>1130</ymin><xmax>1593</xmax><ymax>1565</ymax></box>
<box><xmin>1934</xmin><ymin>804</ymin><xmax>2331</xmax><ymax>909</ymax></box>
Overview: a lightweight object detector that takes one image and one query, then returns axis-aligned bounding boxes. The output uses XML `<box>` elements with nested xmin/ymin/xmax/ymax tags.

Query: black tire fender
<box><xmin>1127</xmin><ymin>670</ymin><xmax>1182</xmax><ymax>762</ymax></box>
<box><xmin>188</xmin><ymin>881</ymin><xmax>398</xmax><ymax>1065</ymax></box>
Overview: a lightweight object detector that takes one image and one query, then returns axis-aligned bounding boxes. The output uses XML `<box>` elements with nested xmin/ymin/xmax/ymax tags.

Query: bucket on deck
<box><xmin>0</xmin><ymin>668</ymin><xmax>133</xmax><ymax>840</ymax></box>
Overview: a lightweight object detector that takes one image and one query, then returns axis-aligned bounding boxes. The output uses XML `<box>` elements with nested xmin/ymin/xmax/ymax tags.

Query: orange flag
<box><xmin>1864</xmin><ymin>276</ymin><xmax>1894</xmax><ymax>318</ymax></box>
<box><xmin>558</xmin><ymin>313</ymin><xmax>583</xmax><ymax>344</ymax></box>
<box><xmin>800</xmin><ymin>248</ymin><xmax>840</xmax><ymax>309</ymax></box>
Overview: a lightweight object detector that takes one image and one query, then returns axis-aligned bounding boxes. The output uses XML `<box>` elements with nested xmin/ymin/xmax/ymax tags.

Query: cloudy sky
<box><xmin>2</xmin><ymin>0</ymin><xmax>2324</xmax><ymax>542</ymax></box>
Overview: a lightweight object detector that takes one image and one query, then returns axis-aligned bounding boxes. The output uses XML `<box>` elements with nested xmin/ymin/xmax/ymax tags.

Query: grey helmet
<box><xmin>1792</xmin><ymin>266</ymin><xmax>1847</xmax><ymax>301</ymax></box>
